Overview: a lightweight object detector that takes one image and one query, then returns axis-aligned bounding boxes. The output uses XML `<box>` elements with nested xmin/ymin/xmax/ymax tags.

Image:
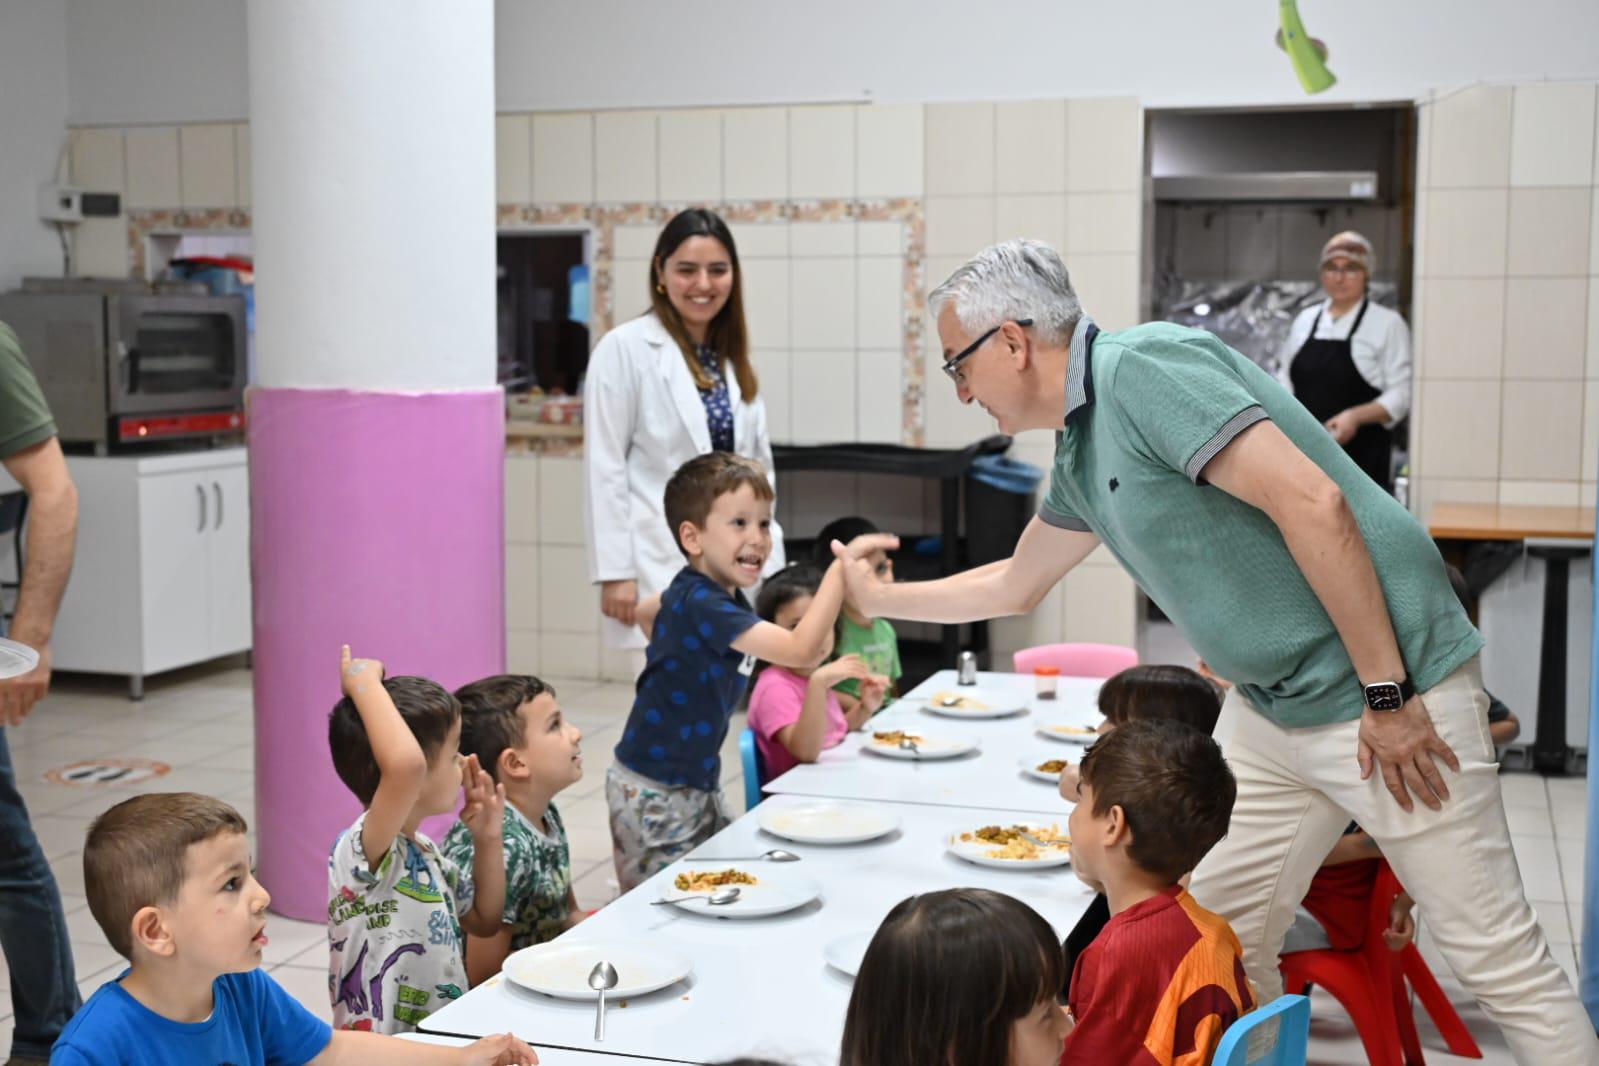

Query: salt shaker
<box><xmin>956</xmin><ymin>650</ymin><xmax>978</xmax><ymax>686</ymax></box>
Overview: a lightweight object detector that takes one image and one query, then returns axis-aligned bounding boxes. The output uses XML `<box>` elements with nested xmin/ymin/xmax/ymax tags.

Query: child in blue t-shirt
<box><xmin>606</xmin><ymin>452</ymin><xmax>896</xmax><ymax>890</ymax></box>
<box><xmin>51</xmin><ymin>792</ymin><xmax>534</xmax><ymax>1066</ymax></box>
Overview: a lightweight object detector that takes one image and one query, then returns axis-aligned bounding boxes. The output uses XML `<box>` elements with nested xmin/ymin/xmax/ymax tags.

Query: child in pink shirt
<box><xmin>748</xmin><ymin>566</ymin><xmax>888</xmax><ymax>779</ymax></box>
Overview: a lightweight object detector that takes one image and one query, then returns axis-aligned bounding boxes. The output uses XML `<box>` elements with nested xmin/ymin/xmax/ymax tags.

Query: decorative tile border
<box><xmin>126</xmin><ymin>197</ymin><xmax>929</xmax><ymax>446</ymax></box>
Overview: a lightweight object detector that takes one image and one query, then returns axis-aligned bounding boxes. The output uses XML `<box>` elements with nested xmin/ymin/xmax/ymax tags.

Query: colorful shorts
<box><xmin>605</xmin><ymin>763</ymin><xmax>730</xmax><ymax>892</ymax></box>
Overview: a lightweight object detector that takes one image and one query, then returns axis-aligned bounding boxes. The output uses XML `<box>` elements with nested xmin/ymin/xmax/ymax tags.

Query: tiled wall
<box><xmin>68</xmin><ymin>99</ymin><xmax>1147</xmax><ymax>681</ymax></box>
<box><xmin>1410</xmin><ymin>82</ymin><xmax>1599</xmax><ymax>518</ymax></box>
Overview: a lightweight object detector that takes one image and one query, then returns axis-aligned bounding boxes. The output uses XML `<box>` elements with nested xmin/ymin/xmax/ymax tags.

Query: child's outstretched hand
<box><xmin>455</xmin><ymin>1032</ymin><xmax>538</xmax><ymax>1065</ymax></box>
<box><xmin>459</xmin><ymin>753</ymin><xmax>505</xmax><ymax>843</ymax></box>
<box><xmin>340</xmin><ymin>645</ymin><xmax>384</xmax><ymax>698</ymax></box>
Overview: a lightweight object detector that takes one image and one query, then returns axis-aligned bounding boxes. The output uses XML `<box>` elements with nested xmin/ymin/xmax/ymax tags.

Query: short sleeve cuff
<box><xmin>1183</xmin><ymin>405</ymin><xmax>1269</xmax><ymax>484</ymax></box>
<box><xmin>1038</xmin><ymin>506</ymin><xmax>1092</xmax><ymax>532</ymax></box>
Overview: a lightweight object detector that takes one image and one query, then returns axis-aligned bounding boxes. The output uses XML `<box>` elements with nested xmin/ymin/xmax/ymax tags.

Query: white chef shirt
<box><xmin>1276</xmin><ymin>298</ymin><xmax>1412</xmax><ymax>426</ymax></box>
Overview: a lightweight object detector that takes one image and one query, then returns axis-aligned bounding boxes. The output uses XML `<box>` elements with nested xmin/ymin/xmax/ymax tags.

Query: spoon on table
<box><xmin>588</xmin><ymin>960</ymin><xmax>618</xmax><ymax>1041</ymax></box>
<box><xmin>682</xmin><ymin>849</ymin><xmax>800</xmax><ymax>863</ymax></box>
<box><xmin>650</xmin><ymin>886</ymin><xmax>743</xmax><ymax>907</ymax></box>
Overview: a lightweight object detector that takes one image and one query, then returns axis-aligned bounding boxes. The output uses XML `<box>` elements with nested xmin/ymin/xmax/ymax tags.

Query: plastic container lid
<box><xmin>0</xmin><ymin>638</ymin><xmax>40</xmax><ymax>679</ymax></box>
<box><xmin>1032</xmin><ymin>665</ymin><xmax>1062</xmax><ymax>677</ymax></box>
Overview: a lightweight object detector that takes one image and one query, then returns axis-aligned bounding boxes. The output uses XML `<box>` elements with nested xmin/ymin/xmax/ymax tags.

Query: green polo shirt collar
<box><xmin>1063</xmin><ymin>315</ymin><xmax>1097</xmax><ymax>426</ymax></box>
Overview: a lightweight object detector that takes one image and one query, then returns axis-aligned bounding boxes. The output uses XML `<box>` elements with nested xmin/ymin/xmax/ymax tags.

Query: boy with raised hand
<box><xmin>326</xmin><ymin>646</ymin><xmax>507</xmax><ymax>1034</ymax></box>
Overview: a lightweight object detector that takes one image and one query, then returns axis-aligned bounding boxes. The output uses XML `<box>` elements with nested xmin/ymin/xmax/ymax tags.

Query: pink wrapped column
<box><xmin>249</xmin><ymin>387</ymin><xmax>504</xmax><ymax>919</ymax></box>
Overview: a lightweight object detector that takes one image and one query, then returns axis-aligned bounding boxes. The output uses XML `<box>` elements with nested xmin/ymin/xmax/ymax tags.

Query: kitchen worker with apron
<box><xmin>1277</xmin><ymin>231</ymin><xmax>1411</xmax><ymax>491</ymax></box>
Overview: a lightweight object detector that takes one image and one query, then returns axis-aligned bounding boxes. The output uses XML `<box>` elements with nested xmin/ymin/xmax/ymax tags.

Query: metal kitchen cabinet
<box><xmin>50</xmin><ymin>448</ymin><xmax>251</xmax><ymax>698</ymax></box>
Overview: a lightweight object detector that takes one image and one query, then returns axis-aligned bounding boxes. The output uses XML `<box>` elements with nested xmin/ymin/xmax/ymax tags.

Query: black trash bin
<box><xmin>965</xmin><ymin>454</ymin><xmax>1044</xmax><ymax>567</ymax></box>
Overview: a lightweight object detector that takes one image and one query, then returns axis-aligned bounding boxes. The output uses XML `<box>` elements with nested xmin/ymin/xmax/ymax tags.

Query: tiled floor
<box><xmin>0</xmin><ymin>658</ymin><xmax>1587</xmax><ymax>1063</ymax></box>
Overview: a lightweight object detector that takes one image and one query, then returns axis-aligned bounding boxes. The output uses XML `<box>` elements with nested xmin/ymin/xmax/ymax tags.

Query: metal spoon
<box><xmin>936</xmin><ymin>694</ymin><xmax>965</xmax><ymax>707</ymax></box>
<box><xmin>588</xmin><ymin>960</ymin><xmax>618</xmax><ymax>1041</ymax></box>
<box><xmin>682</xmin><ymin>849</ymin><xmax>800</xmax><ymax>862</ymax></box>
<box><xmin>898</xmin><ymin>736</ymin><xmax>921</xmax><ymax>755</ymax></box>
<box><xmin>650</xmin><ymin>886</ymin><xmax>743</xmax><ymax>907</ymax></box>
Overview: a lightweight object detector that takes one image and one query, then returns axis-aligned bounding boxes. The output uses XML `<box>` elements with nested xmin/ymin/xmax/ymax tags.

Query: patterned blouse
<box><xmin>695</xmin><ymin>345</ymin><xmax>736</xmax><ymax>453</ymax></box>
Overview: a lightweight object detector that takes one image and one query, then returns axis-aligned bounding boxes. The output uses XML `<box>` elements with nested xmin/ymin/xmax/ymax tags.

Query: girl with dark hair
<box><xmin>840</xmin><ymin>888</ymin><xmax>1070</xmax><ymax>1066</ymax></box>
<box><xmin>748</xmin><ymin>565</ymin><xmax>884</xmax><ymax>779</ymax></box>
<box><xmin>584</xmin><ymin>208</ymin><xmax>784</xmax><ymax>658</ymax></box>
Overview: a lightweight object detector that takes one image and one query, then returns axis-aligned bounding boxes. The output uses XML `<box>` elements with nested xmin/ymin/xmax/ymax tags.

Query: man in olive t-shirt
<box><xmin>833</xmin><ymin>241</ymin><xmax>1596</xmax><ymax>1064</ymax></box>
<box><xmin>0</xmin><ymin>321</ymin><xmax>81</xmax><ymax>1064</ymax></box>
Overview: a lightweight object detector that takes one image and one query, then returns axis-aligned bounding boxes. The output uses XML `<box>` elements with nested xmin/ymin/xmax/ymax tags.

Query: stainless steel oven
<box><xmin>0</xmin><ymin>278</ymin><xmax>246</xmax><ymax>449</ymax></box>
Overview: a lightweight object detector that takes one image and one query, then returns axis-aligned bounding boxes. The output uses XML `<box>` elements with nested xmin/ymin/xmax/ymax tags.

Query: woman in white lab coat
<box><xmin>583</xmin><ymin>208</ymin><xmax>785</xmax><ymax>650</ymax></box>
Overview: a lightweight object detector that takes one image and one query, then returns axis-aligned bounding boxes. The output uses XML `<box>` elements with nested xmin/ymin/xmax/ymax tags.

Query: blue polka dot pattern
<box><xmin>695</xmin><ymin>346</ymin><xmax>736</xmax><ymax>452</ymax></box>
<box><xmin>611</xmin><ymin>568</ymin><xmax>760</xmax><ymax>793</ymax></box>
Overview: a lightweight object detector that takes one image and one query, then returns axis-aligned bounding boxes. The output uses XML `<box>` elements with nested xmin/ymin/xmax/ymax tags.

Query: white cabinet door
<box><xmin>206</xmin><ymin>460</ymin><xmax>252</xmax><ymax>655</ymax></box>
<box><xmin>137</xmin><ymin>471</ymin><xmax>213</xmax><ymax>673</ymax></box>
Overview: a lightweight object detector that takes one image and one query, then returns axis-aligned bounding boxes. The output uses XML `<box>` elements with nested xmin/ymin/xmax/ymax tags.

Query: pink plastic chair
<box><xmin>1012</xmin><ymin>642</ymin><xmax>1138</xmax><ymax>678</ymax></box>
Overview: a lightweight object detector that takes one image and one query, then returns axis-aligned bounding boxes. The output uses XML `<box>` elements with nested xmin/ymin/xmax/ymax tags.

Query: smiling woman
<box><xmin>583</xmin><ymin>208</ymin><xmax>785</xmax><ymax>655</ymax></box>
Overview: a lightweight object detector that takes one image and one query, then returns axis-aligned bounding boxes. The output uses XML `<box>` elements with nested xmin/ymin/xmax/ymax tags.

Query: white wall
<box><xmin>0</xmin><ymin>0</ymin><xmax>70</xmax><ymax>292</ymax></box>
<box><xmin>57</xmin><ymin>0</ymin><xmax>1599</xmax><ymax>126</ymax></box>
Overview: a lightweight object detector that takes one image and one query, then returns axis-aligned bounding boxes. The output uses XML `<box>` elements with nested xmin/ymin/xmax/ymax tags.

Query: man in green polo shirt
<box><xmin>0</xmin><ymin>320</ymin><xmax>81</xmax><ymax>1065</ymax></box>
<box><xmin>834</xmin><ymin>240</ymin><xmax>1595</xmax><ymax>1063</ymax></box>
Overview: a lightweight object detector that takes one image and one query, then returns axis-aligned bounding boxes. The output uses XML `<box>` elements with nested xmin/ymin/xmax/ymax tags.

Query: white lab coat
<box><xmin>583</xmin><ymin>312</ymin><xmax>786</xmax><ymax>649</ymax></box>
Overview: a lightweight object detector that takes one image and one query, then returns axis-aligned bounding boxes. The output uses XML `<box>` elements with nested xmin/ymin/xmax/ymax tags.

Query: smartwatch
<box><xmin>1362</xmin><ymin>676</ymin><xmax>1415</xmax><ymax>712</ymax></box>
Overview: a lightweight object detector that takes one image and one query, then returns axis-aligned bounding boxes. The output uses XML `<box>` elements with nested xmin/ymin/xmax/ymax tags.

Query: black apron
<box><xmin>1287</xmin><ymin>299</ymin><xmax>1393</xmax><ymax>488</ymax></box>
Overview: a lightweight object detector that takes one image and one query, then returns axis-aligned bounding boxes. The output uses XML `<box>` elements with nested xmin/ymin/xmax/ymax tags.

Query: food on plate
<box><xmin>673</xmin><ymin>869</ymin><xmax>757</xmax><ymax>892</ymax></box>
<box><xmin>1036</xmin><ymin>759</ymin><xmax>1068</xmax><ymax>774</ymax></box>
<box><xmin>958</xmin><ymin>823</ymin><xmax>1070</xmax><ymax>861</ymax></box>
<box><xmin>1044</xmin><ymin>723</ymin><xmax>1098</xmax><ymax>736</ymax></box>
<box><xmin>872</xmin><ymin>730</ymin><xmax>921</xmax><ymax>746</ymax></box>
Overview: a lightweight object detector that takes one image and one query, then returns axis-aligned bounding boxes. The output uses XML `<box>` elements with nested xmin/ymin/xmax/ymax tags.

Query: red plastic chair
<box><xmin>1013</xmin><ymin>642</ymin><xmax>1138</xmax><ymax>678</ymax></box>
<box><xmin>1279</xmin><ymin>862</ymin><xmax>1482</xmax><ymax>1066</ymax></box>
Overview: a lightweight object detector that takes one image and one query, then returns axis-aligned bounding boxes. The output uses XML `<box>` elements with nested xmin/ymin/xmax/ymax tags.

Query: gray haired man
<box><xmin>834</xmin><ymin>239</ymin><xmax>1597</xmax><ymax>1063</ymax></box>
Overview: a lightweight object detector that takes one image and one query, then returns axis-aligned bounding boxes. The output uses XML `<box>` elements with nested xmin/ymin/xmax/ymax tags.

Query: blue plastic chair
<box><xmin>1212</xmin><ymin>994</ymin><xmax>1311</xmax><ymax>1066</ymax></box>
<box><xmin>739</xmin><ymin>729</ymin><xmax>764</xmax><ymax>811</ymax></box>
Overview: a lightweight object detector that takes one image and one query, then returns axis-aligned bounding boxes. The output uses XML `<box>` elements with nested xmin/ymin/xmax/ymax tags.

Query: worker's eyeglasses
<box><xmin>1321</xmin><ymin>263</ymin><xmax>1365</xmax><ymax>277</ymax></box>
<box><xmin>942</xmin><ymin>318</ymin><xmax>1033</xmax><ymax>387</ymax></box>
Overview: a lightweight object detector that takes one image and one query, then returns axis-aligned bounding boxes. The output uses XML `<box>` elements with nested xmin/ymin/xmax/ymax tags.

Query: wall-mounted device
<box><xmin>37</xmin><ymin>183</ymin><xmax>121</xmax><ymax>224</ymax></box>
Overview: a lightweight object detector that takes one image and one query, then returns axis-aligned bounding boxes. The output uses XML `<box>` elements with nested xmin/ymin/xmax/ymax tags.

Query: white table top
<box><xmin>763</xmin><ymin>670</ymin><xmax>1104</xmax><ymax>813</ymax></box>
<box><xmin>396</xmin><ymin>1032</ymin><xmax>662</xmax><ymax>1065</ymax></box>
<box><xmin>419</xmin><ymin>791</ymin><xmax>1098</xmax><ymax>1065</ymax></box>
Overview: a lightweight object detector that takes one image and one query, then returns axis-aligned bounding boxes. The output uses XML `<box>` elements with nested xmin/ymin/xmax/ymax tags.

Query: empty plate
<box><xmin>823</xmin><ymin>931</ymin><xmax>873</xmax><ymax>978</ymax></box>
<box><xmin>862</xmin><ymin>731</ymin><xmax>978</xmax><ymax>761</ymax></box>
<box><xmin>503</xmin><ymin>939</ymin><xmax>692</xmax><ymax>1000</ymax></box>
<box><xmin>0</xmin><ymin>638</ymin><xmax>40</xmax><ymax>680</ymax></box>
<box><xmin>759</xmin><ymin>801</ymin><xmax>901</xmax><ymax>845</ymax></box>
<box><xmin>920</xmin><ymin>691</ymin><xmax>1028</xmax><ymax>720</ymax></box>
<box><xmin>1036</xmin><ymin>722</ymin><xmax>1100</xmax><ymax>744</ymax></box>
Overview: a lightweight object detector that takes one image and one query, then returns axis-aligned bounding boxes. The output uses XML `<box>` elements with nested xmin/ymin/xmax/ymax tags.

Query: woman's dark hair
<box><xmin>755</xmin><ymin>564</ymin><xmax>823</xmax><ymax>624</ymax></box>
<box><xmin>649</xmin><ymin>208</ymin><xmax>757</xmax><ymax>400</ymax></box>
<box><xmin>811</xmin><ymin>516</ymin><xmax>880</xmax><ymax>566</ymax></box>
<box><xmin>1098</xmin><ymin>664</ymin><xmax>1222</xmax><ymax>735</ymax></box>
<box><xmin>840</xmin><ymin>888</ymin><xmax>1064</xmax><ymax>1066</ymax></box>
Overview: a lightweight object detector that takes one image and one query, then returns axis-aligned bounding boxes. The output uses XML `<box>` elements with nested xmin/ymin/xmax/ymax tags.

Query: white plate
<box><xmin>759</xmin><ymin>802</ymin><xmax>902</xmax><ymax>845</ymax></box>
<box><xmin>1018</xmin><ymin>756</ymin><xmax>1069</xmax><ymax>784</ymax></box>
<box><xmin>861</xmin><ymin>732</ymin><xmax>978</xmax><ymax>760</ymax></box>
<box><xmin>503</xmin><ymin>939</ymin><xmax>693</xmax><ymax>1000</ymax></box>
<box><xmin>658</xmin><ymin>866</ymin><xmax>823</xmax><ymax>918</ymax></box>
<box><xmin>920</xmin><ymin>691</ymin><xmax>1028</xmax><ymax>720</ymax></box>
<box><xmin>0</xmin><ymin>638</ymin><xmax>40</xmax><ymax>680</ymax></box>
<box><xmin>823</xmin><ymin>931</ymin><xmax>873</xmax><ymax>978</ymax></box>
<box><xmin>946</xmin><ymin>822</ymin><xmax>1073</xmax><ymax>869</ymax></box>
<box><xmin>1036</xmin><ymin>722</ymin><xmax>1100</xmax><ymax>744</ymax></box>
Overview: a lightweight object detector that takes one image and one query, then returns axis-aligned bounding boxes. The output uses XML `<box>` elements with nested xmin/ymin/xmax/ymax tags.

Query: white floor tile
<box><xmin>1503</xmin><ymin>801</ymin><xmax>1555</xmax><ymax>837</ymax></box>
<box><xmin>1498</xmin><ymin>771</ymin><xmax>1548</xmax><ymax>807</ymax></box>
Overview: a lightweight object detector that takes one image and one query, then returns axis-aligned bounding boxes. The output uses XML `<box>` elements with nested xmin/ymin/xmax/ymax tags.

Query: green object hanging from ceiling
<box><xmin>1278</xmin><ymin>0</ymin><xmax>1337</xmax><ymax>94</ymax></box>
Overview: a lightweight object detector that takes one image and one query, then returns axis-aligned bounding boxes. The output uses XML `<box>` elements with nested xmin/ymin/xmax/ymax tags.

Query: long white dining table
<box><xmin>764</xmin><ymin>669</ymin><xmax>1105</xmax><ymax>814</ymax></box>
<box><xmin>418</xmin><ymin>669</ymin><xmax>1100</xmax><ymax>1064</ymax></box>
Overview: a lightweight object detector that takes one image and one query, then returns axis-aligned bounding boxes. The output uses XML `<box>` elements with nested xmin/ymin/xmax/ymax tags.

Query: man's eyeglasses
<box><xmin>942</xmin><ymin>318</ymin><xmax>1033</xmax><ymax>387</ymax></box>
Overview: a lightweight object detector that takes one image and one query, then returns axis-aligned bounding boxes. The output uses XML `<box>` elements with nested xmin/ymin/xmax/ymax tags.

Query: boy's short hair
<box><xmin>663</xmin><ymin>452</ymin><xmax>774</xmax><ymax>557</ymax></box>
<box><xmin>1078</xmin><ymin>718</ymin><xmax>1236</xmax><ymax>884</ymax></box>
<box><xmin>1098</xmin><ymin>664</ymin><xmax>1223</xmax><ymax>735</ymax></box>
<box><xmin>84</xmin><ymin>792</ymin><xmax>248</xmax><ymax>958</ymax></box>
<box><xmin>455</xmin><ymin>674</ymin><xmax>556</xmax><ymax>783</ymax></box>
<box><xmin>811</xmin><ymin>516</ymin><xmax>879</xmax><ymax>565</ymax></box>
<box><xmin>329</xmin><ymin>676</ymin><xmax>461</xmax><ymax>804</ymax></box>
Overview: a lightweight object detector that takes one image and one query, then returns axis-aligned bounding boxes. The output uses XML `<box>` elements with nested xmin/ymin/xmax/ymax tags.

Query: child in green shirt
<box><xmin>814</xmin><ymin>516</ymin><xmax>902</xmax><ymax>712</ymax></box>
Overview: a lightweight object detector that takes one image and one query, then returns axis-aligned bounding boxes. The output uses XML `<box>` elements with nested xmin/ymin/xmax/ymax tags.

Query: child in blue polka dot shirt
<box><xmin>605</xmin><ymin>453</ymin><xmax>896</xmax><ymax>891</ymax></box>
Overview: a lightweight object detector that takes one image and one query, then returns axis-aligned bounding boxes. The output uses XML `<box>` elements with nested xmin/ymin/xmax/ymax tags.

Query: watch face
<box><xmin>1365</xmin><ymin>682</ymin><xmax>1404</xmax><ymax>712</ymax></box>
